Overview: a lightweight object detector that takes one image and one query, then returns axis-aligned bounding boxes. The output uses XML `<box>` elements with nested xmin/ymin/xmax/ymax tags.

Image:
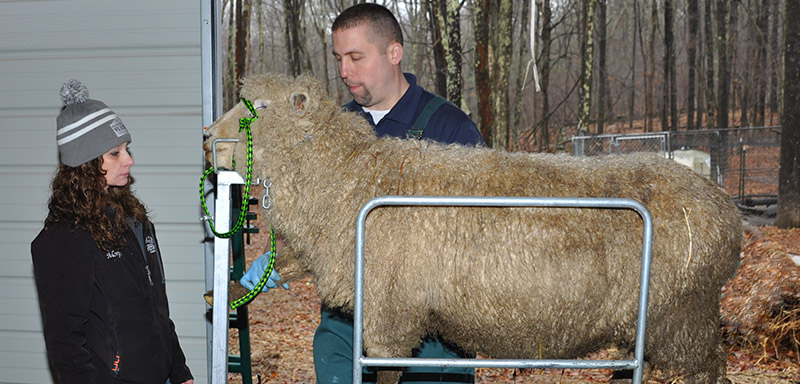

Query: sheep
<box><xmin>203</xmin><ymin>73</ymin><xmax>741</xmax><ymax>384</ymax></box>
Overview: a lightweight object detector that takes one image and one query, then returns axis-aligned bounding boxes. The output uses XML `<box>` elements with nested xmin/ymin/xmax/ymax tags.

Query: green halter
<box><xmin>199</xmin><ymin>98</ymin><xmax>276</xmax><ymax>309</ymax></box>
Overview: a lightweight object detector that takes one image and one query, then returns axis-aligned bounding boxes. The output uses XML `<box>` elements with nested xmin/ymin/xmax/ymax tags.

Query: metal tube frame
<box><xmin>210</xmin><ymin>171</ymin><xmax>246</xmax><ymax>384</ymax></box>
<box><xmin>201</xmin><ymin>0</ymin><xmax>223</xmax><ymax>381</ymax></box>
<box><xmin>353</xmin><ymin>196</ymin><xmax>654</xmax><ymax>384</ymax></box>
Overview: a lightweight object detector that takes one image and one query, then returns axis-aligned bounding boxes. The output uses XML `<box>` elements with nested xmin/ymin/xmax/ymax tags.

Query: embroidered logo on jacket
<box><xmin>145</xmin><ymin>236</ymin><xmax>156</xmax><ymax>254</ymax></box>
<box><xmin>106</xmin><ymin>250</ymin><xmax>122</xmax><ymax>259</ymax></box>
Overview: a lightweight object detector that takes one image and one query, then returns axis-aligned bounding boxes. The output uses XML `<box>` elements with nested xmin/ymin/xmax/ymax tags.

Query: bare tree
<box><xmin>776</xmin><ymin>0</ymin><xmax>800</xmax><ymax>228</ymax></box>
<box><xmin>473</xmin><ymin>0</ymin><xmax>493</xmax><ymax>144</ymax></box>
<box><xmin>711</xmin><ymin>0</ymin><xmax>731</xmax><ymax>183</ymax></box>
<box><xmin>511</xmin><ymin>0</ymin><xmax>531</xmax><ymax>151</ymax></box>
<box><xmin>444</xmin><ymin>0</ymin><xmax>463</xmax><ymax>106</ymax></box>
<box><xmin>687</xmin><ymin>0</ymin><xmax>700</xmax><ymax>130</ymax></box>
<box><xmin>663</xmin><ymin>0</ymin><xmax>677</xmax><ymax>131</ymax></box>
<box><xmin>538</xmin><ymin>0</ymin><xmax>553</xmax><ymax>151</ymax></box>
<box><xmin>429</xmin><ymin>0</ymin><xmax>448</xmax><ymax>98</ymax></box>
<box><xmin>716</xmin><ymin>0</ymin><xmax>731</xmax><ymax>129</ymax></box>
<box><xmin>491</xmin><ymin>0</ymin><xmax>513</xmax><ymax>149</ymax></box>
<box><xmin>577</xmin><ymin>0</ymin><xmax>597</xmax><ymax>133</ymax></box>
<box><xmin>307</xmin><ymin>0</ymin><xmax>331</xmax><ymax>95</ymax></box>
<box><xmin>283</xmin><ymin>0</ymin><xmax>312</xmax><ymax>77</ymax></box>
<box><xmin>596</xmin><ymin>0</ymin><xmax>607</xmax><ymax>134</ymax></box>
<box><xmin>704</xmin><ymin>0</ymin><xmax>717</xmax><ymax>129</ymax></box>
<box><xmin>646</xmin><ymin>1</ymin><xmax>657</xmax><ymax>132</ymax></box>
<box><xmin>768</xmin><ymin>0</ymin><xmax>780</xmax><ymax>124</ymax></box>
<box><xmin>628</xmin><ymin>0</ymin><xmax>639</xmax><ymax>132</ymax></box>
<box><xmin>755</xmin><ymin>0</ymin><xmax>769</xmax><ymax>126</ymax></box>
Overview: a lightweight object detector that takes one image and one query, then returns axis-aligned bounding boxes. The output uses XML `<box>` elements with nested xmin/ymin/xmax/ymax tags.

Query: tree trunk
<box><xmin>729</xmin><ymin>0</ymin><xmax>739</xmax><ymax>127</ymax></box>
<box><xmin>308</xmin><ymin>0</ymin><xmax>330</xmax><ymax>95</ymax></box>
<box><xmin>512</xmin><ymin>0</ymin><xmax>531</xmax><ymax>151</ymax></box>
<box><xmin>768</xmin><ymin>0</ymin><xmax>780</xmax><ymax>124</ymax></box>
<box><xmin>776</xmin><ymin>0</ymin><xmax>800</xmax><ymax>228</ymax></box>
<box><xmin>705</xmin><ymin>0</ymin><xmax>717</xmax><ymax>129</ymax></box>
<box><xmin>430</xmin><ymin>0</ymin><xmax>447</xmax><ymax>97</ymax></box>
<box><xmin>597</xmin><ymin>0</ymin><xmax>607</xmax><ymax>134</ymax></box>
<box><xmin>756</xmin><ymin>0</ymin><xmax>769</xmax><ymax>126</ymax></box>
<box><xmin>664</xmin><ymin>0</ymin><xmax>678</xmax><ymax>131</ymax></box>
<box><xmin>235</xmin><ymin>0</ymin><xmax>250</xmax><ymax>82</ymax></box>
<box><xmin>716</xmin><ymin>0</ymin><xmax>730</xmax><ymax>129</ymax></box>
<box><xmin>687</xmin><ymin>0</ymin><xmax>699</xmax><ymax>130</ymax></box>
<box><xmin>538</xmin><ymin>0</ymin><xmax>552</xmax><ymax>151</ymax></box>
<box><xmin>645</xmin><ymin>1</ymin><xmax>656</xmax><ymax>132</ymax></box>
<box><xmin>224</xmin><ymin>0</ymin><xmax>236</xmax><ymax>111</ymax></box>
<box><xmin>473</xmin><ymin>0</ymin><xmax>493</xmax><ymax>144</ymax></box>
<box><xmin>490</xmin><ymin>0</ymin><xmax>513</xmax><ymax>149</ymax></box>
<box><xmin>283</xmin><ymin>0</ymin><xmax>311</xmax><ymax>77</ymax></box>
<box><xmin>712</xmin><ymin>0</ymin><xmax>730</xmax><ymax>184</ymax></box>
<box><xmin>413</xmin><ymin>0</ymin><xmax>428</xmax><ymax>84</ymax></box>
<box><xmin>443</xmin><ymin>0</ymin><xmax>463</xmax><ymax>106</ymax></box>
<box><xmin>628</xmin><ymin>0</ymin><xmax>639</xmax><ymax>132</ymax></box>
<box><xmin>577</xmin><ymin>0</ymin><xmax>597</xmax><ymax>134</ymax></box>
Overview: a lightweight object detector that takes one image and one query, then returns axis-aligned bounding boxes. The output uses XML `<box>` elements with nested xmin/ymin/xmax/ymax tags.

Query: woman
<box><xmin>31</xmin><ymin>80</ymin><xmax>193</xmax><ymax>384</ymax></box>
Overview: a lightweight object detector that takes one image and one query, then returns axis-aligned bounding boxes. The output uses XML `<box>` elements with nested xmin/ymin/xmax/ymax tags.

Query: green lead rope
<box><xmin>200</xmin><ymin>98</ymin><xmax>257</xmax><ymax>238</ymax></box>
<box><xmin>199</xmin><ymin>98</ymin><xmax>275</xmax><ymax>308</ymax></box>
<box><xmin>230</xmin><ymin>225</ymin><xmax>277</xmax><ymax>310</ymax></box>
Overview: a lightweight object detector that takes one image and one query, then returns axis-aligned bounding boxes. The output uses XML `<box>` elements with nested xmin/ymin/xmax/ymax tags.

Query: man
<box><xmin>331</xmin><ymin>4</ymin><xmax>483</xmax><ymax>147</ymax></box>
<box><xmin>241</xmin><ymin>3</ymin><xmax>483</xmax><ymax>383</ymax></box>
<box><xmin>317</xmin><ymin>4</ymin><xmax>483</xmax><ymax>384</ymax></box>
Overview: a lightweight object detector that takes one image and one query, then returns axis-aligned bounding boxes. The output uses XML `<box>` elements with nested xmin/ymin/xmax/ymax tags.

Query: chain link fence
<box><xmin>572</xmin><ymin>127</ymin><xmax>781</xmax><ymax>212</ymax></box>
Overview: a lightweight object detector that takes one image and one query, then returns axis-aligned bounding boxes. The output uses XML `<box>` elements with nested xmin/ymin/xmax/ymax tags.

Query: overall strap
<box><xmin>406</xmin><ymin>95</ymin><xmax>448</xmax><ymax>139</ymax></box>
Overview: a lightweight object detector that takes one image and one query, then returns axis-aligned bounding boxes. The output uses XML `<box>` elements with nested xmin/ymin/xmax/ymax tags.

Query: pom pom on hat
<box><xmin>60</xmin><ymin>79</ymin><xmax>89</xmax><ymax>106</ymax></box>
<box><xmin>56</xmin><ymin>80</ymin><xmax>131</xmax><ymax>167</ymax></box>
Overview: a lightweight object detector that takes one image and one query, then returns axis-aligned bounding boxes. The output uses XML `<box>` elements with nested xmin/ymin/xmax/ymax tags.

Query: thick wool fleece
<box><xmin>204</xmin><ymin>73</ymin><xmax>741</xmax><ymax>384</ymax></box>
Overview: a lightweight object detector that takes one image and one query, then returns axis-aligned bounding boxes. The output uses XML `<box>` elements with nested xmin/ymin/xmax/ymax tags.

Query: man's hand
<box><xmin>240</xmin><ymin>252</ymin><xmax>290</xmax><ymax>291</ymax></box>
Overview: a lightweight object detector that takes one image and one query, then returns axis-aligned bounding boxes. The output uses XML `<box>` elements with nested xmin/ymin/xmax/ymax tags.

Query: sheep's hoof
<box><xmin>376</xmin><ymin>369</ymin><xmax>403</xmax><ymax>384</ymax></box>
<box><xmin>203</xmin><ymin>282</ymin><xmax>250</xmax><ymax>306</ymax></box>
<box><xmin>609</xmin><ymin>369</ymin><xmax>633</xmax><ymax>384</ymax></box>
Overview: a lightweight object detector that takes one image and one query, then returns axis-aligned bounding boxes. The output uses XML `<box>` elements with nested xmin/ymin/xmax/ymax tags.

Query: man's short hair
<box><xmin>332</xmin><ymin>3</ymin><xmax>403</xmax><ymax>49</ymax></box>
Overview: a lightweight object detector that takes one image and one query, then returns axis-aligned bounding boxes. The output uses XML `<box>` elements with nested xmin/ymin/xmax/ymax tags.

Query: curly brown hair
<box><xmin>45</xmin><ymin>157</ymin><xmax>148</xmax><ymax>251</ymax></box>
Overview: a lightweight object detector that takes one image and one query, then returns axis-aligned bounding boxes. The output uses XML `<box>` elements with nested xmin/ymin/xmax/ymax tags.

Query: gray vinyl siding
<box><xmin>0</xmin><ymin>1</ymin><xmax>208</xmax><ymax>382</ymax></box>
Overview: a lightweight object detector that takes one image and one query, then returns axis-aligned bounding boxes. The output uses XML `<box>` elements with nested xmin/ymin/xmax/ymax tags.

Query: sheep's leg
<box><xmin>680</xmin><ymin>344</ymin><xmax>730</xmax><ymax>384</ymax></box>
<box><xmin>607</xmin><ymin>349</ymin><xmax>651</xmax><ymax>384</ymax></box>
<box><xmin>362</xmin><ymin>300</ymin><xmax>426</xmax><ymax>384</ymax></box>
<box><xmin>376</xmin><ymin>370</ymin><xmax>403</xmax><ymax>384</ymax></box>
<box><xmin>646</xmin><ymin>296</ymin><xmax>729</xmax><ymax>384</ymax></box>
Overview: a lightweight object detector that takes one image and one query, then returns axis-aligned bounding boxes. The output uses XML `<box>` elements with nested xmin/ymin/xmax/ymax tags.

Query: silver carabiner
<box><xmin>262</xmin><ymin>180</ymin><xmax>272</xmax><ymax>209</ymax></box>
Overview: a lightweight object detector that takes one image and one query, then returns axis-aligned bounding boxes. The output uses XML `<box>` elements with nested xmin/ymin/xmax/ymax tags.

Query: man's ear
<box><xmin>388</xmin><ymin>42</ymin><xmax>403</xmax><ymax>65</ymax></box>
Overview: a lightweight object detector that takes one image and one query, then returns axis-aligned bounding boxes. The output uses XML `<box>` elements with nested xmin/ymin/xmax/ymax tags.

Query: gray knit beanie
<box><xmin>56</xmin><ymin>80</ymin><xmax>131</xmax><ymax>167</ymax></box>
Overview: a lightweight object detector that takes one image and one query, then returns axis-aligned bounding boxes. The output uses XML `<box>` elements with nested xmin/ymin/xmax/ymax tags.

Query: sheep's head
<box><xmin>202</xmin><ymin>73</ymin><xmax>332</xmax><ymax>180</ymax></box>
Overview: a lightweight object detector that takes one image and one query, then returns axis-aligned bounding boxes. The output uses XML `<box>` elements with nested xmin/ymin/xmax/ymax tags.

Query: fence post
<box><xmin>738</xmin><ymin>137</ymin><xmax>746</xmax><ymax>198</ymax></box>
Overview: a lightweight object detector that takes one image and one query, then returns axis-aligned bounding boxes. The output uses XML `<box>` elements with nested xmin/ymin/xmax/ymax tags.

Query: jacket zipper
<box><xmin>144</xmin><ymin>265</ymin><xmax>154</xmax><ymax>286</ymax></box>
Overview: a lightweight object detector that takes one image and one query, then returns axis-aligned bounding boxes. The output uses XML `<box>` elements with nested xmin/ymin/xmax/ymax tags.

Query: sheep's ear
<box><xmin>290</xmin><ymin>92</ymin><xmax>308</xmax><ymax>114</ymax></box>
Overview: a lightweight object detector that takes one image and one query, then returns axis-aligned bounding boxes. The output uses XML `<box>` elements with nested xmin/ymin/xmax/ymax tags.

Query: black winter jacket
<box><xmin>31</xmin><ymin>218</ymin><xmax>193</xmax><ymax>384</ymax></box>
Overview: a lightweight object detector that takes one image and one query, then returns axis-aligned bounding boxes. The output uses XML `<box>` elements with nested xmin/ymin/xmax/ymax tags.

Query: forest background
<box><xmin>216</xmin><ymin>2</ymin><xmax>800</xmax><ymax>381</ymax></box>
<box><xmin>218</xmin><ymin>0</ymin><xmax>799</xmax><ymax>227</ymax></box>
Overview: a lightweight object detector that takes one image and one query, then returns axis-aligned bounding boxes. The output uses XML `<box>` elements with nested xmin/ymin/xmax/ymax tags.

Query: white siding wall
<box><xmin>0</xmin><ymin>1</ymin><xmax>208</xmax><ymax>382</ymax></box>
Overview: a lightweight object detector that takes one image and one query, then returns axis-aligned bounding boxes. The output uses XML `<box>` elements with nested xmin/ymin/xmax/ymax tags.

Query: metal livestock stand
<box><xmin>353</xmin><ymin>196</ymin><xmax>654</xmax><ymax>384</ymax></box>
<box><xmin>210</xmin><ymin>170</ymin><xmax>244</xmax><ymax>384</ymax></box>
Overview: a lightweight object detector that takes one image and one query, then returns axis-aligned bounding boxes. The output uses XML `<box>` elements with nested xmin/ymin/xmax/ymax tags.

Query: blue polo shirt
<box><xmin>344</xmin><ymin>73</ymin><xmax>485</xmax><ymax>147</ymax></box>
